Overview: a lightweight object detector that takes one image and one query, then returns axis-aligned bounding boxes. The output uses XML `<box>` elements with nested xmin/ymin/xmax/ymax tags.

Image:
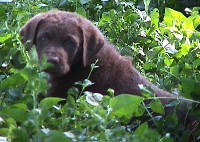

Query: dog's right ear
<box><xmin>80</xmin><ymin>18</ymin><xmax>105</xmax><ymax>67</ymax></box>
<box><xmin>20</xmin><ymin>14</ymin><xmax>44</xmax><ymax>50</ymax></box>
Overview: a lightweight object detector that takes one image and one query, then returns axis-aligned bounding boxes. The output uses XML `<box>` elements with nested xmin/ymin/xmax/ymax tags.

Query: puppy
<box><xmin>20</xmin><ymin>11</ymin><xmax>173</xmax><ymax>99</ymax></box>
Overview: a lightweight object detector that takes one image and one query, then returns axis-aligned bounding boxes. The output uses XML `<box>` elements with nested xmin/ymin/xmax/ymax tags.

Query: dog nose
<box><xmin>47</xmin><ymin>56</ymin><xmax>59</xmax><ymax>64</ymax></box>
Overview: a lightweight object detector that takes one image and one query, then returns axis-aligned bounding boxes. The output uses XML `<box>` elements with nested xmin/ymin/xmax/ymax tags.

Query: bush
<box><xmin>0</xmin><ymin>0</ymin><xmax>200</xmax><ymax>141</ymax></box>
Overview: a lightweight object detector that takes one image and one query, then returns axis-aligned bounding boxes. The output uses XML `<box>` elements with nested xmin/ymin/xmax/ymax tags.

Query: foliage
<box><xmin>0</xmin><ymin>0</ymin><xmax>200</xmax><ymax>141</ymax></box>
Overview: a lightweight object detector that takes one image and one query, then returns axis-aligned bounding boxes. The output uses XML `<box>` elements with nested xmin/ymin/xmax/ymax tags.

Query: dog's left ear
<box><xmin>20</xmin><ymin>14</ymin><xmax>44</xmax><ymax>50</ymax></box>
<box><xmin>81</xmin><ymin>19</ymin><xmax>104</xmax><ymax>67</ymax></box>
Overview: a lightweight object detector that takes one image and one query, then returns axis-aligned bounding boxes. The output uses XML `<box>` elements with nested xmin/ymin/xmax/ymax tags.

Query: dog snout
<box><xmin>47</xmin><ymin>56</ymin><xmax>60</xmax><ymax>64</ymax></box>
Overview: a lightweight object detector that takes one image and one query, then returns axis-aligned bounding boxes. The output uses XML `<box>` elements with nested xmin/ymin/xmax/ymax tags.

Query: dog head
<box><xmin>20</xmin><ymin>11</ymin><xmax>104</xmax><ymax>76</ymax></box>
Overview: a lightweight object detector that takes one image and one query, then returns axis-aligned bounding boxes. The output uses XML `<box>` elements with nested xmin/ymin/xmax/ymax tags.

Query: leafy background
<box><xmin>0</xmin><ymin>0</ymin><xmax>200</xmax><ymax>141</ymax></box>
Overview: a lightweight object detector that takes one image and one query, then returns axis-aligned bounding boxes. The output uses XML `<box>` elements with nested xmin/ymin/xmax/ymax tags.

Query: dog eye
<box><xmin>64</xmin><ymin>39</ymin><xmax>76</xmax><ymax>50</ymax></box>
<box><xmin>40</xmin><ymin>35</ymin><xmax>49</xmax><ymax>46</ymax></box>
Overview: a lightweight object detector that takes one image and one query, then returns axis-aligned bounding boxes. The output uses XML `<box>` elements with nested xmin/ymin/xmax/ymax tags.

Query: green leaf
<box><xmin>164</xmin><ymin>8</ymin><xmax>187</xmax><ymax>27</ymax></box>
<box><xmin>67</xmin><ymin>87</ymin><xmax>79</xmax><ymax>97</ymax></box>
<box><xmin>39</xmin><ymin>97</ymin><xmax>65</xmax><ymax>110</ymax></box>
<box><xmin>124</xmin><ymin>9</ymin><xmax>139</xmax><ymax>24</ymax></box>
<box><xmin>182</xmin><ymin>19</ymin><xmax>194</xmax><ymax>38</ymax></box>
<box><xmin>0</xmin><ymin>73</ymin><xmax>26</xmax><ymax>90</ymax></box>
<box><xmin>2</xmin><ymin>104</ymin><xmax>28</xmax><ymax>123</ymax></box>
<box><xmin>176</xmin><ymin>44</ymin><xmax>191</xmax><ymax>58</ymax></box>
<box><xmin>12</xmin><ymin>128</ymin><xmax>29</xmax><ymax>142</ymax></box>
<box><xmin>170</xmin><ymin>65</ymin><xmax>179</xmax><ymax>76</ymax></box>
<box><xmin>134</xmin><ymin>122</ymin><xmax>161</xmax><ymax>140</ymax></box>
<box><xmin>0</xmin><ymin>73</ymin><xmax>26</xmax><ymax>91</ymax></box>
<box><xmin>76</xmin><ymin>7</ymin><xmax>86</xmax><ymax>17</ymax></box>
<box><xmin>0</xmin><ymin>34</ymin><xmax>12</xmax><ymax>43</ymax></box>
<box><xmin>109</xmin><ymin>95</ymin><xmax>144</xmax><ymax>123</ymax></box>
<box><xmin>134</xmin><ymin>122</ymin><xmax>149</xmax><ymax>138</ymax></box>
<box><xmin>181</xmin><ymin>77</ymin><xmax>199</xmax><ymax>97</ymax></box>
<box><xmin>146</xmin><ymin>46</ymin><xmax>161</xmax><ymax>59</ymax></box>
<box><xmin>190</xmin><ymin>14</ymin><xmax>200</xmax><ymax>29</ymax></box>
<box><xmin>185</xmin><ymin>63</ymin><xmax>192</xmax><ymax>70</ymax></box>
<box><xmin>44</xmin><ymin>130</ymin><xmax>71</xmax><ymax>142</ymax></box>
<box><xmin>0</xmin><ymin>5</ymin><xmax>6</xmax><ymax>18</ymax></box>
<box><xmin>99</xmin><ymin>12</ymin><xmax>112</xmax><ymax>26</ymax></box>
<box><xmin>150</xmin><ymin>8</ymin><xmax>159</xmax><ymax>29</ymax></box>
<box><xmin>150</xmin><ymin>99</ymin><xmax>165</xmax><ymax>114</ymax></box>
<box><xmin>164</xmin><ymin>57</ymin><xmax>173</xmax><ymax>66</ymax></box>
<box><xmin>143</xmin><ymin>62</ymin><xmax>156</xmax><ymax>70</ymax></box>
<box><xmin>5</xmin><ymin>117</ymin><xmax>17</xmax><ymax>128</ymax></box>
<box><xmin>0</xmin><ymin>128</ymin><xmax>9</xmax><ymax>137</ymax></box>
<box><xmin>193</xmin><ymin>58</ymin><xmax>200</xmax><ymax>68</ymax></box>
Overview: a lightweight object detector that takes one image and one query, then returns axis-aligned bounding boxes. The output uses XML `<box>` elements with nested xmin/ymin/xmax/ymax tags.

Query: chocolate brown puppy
<box><xmin>20</xmin><ymin>11</ymin><xmax>173</xmax><ymax>99</ymax></box>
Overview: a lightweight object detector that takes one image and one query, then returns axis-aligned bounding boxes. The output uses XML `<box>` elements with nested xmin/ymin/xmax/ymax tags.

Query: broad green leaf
<box><xmin>164</xmin><ymin>8</ymin><xmax>187</xmax><ymax>27</ymax></box>
<box><xmin>185</xmin><ymin>63</ymin><xmax>192</xmax><ymax>70</ymax></box>
<box><xmin>0</xmin><ymin>73</ymin><xmax>26</xmax><ymax>91</ymax></box>
<box><xmin>20</xmin><ymin>68</ymin><xmax>37</xmax><ymax>81</ymax></box>
<box><xmin>99</xmin><ymin>12</ymin><xmax>112</xmax><ymax>26</ymax></box>
<box><xmin>109</xmin><ymin>95</ymin><xmax>144</xmax><ymax>123</ymax></box>
<box><xmin>193</xmin><ymin>58</ymin><xmax>200</xmax><ymax>68</ymax></box>
<box><xmin>134</xmin><ymin>122</ymin><xmax>149</xmax><ymax>138</ymax></box>
<box><xmin>44</xmin><ymin>130</ymin><xmax>70</xmax><ymax>142</ymax></box>
<box><xmin>2</xmin><ymin>104</ymin><xmax>28</xmax><ymax>123</ymax></box>
<box><xmin>164</xmin><ymin>57</ymin><xmax>173</xmax><ymax>66</ymax></box>
<box><xmin>76</xmin><ymin>7</ymin><xmax>86</xmax><ymax>17</ymax></box>
<box><xmin>67</xmin><ymin>87</ymin><xmax>79</xmax><ymax>97</ymax></box>
<box><xmin>134</xmin><ymin>122</ymin><xmax>161</xmax><ymax>140</ymax></box>
<box><xmin>0</xmin><ymin>5</ymin><xmax>6</xmax><ymax>18</ymax></box>
<box><xmin>5</xmin><ymin>117</ymin><xmax>17</xmax><ymax>128</ymax></box>
<box><xmin>133</xmin><ymin>104</ymin><xmax>146</xmax><ymax>117</ymax></box>
<box><xmin>39</xmin><ymin>97</ymin><xmax>65</xmax><ymax>110</ymax></box>
<box><xmin>12</xmin><ymin>128</ymin><xmax>29</xmax><ymax>142</ymax></box>
<box><xmin>0</xmin><ymin>34</ymin><xmax>11</xmax><ymax>43</ymax></box>
<box><xmin>150</xmin><ymin>8</ymin><xmax>159</xmax><ymax>29</ymax></box>
<box><xmin>176</xmin><ymin>44</ymin><xmax>191</xmax><ymax>58</ymax></box>
<box><xmin>0</xmin><ymin>128</ymin><xmax>8</xmax><ymax>137</ymax></box>
<box><xmin>125</xmin><ymin>9</ymin><xmax>139</xmax><ymax>24</ymax></box>
<box><xmin>181</xmin><ymin>77</ymin><xmax>199</xmax><ymax>97</ymax></box>
<box><xmin>170</xmin><ymin>65</ymin><xmax>179</xmax><ymax>76</ymax></box>
<box><xmin>64</xmin><ymin>95</ymin><xmax>76</xmax><ymax>109</ymax></box>
<box><xmin>150</xmin><ymin>99</ymin><xmax>165</xmax><ymax>114</ymax></box>
<box><xmin>146</xmin><ymin>46</ymin><xmax>162</xmax><ymax>59</ymax></box>
<box><xmin>143</xmin><ymin>62</ymin><xmax>156</xmax><ymax>70</ymax></box>
<box><xmin>108</xmin><ymin>9</ymin><xmax>116</xmax><ymax>19</ymax></box>
<box><xmin>189</xmin><ymin>13</ymin><xmax>200</xmax><ymax>29</ymax></box>
<box><xmin>182</xmin><ymin>19</ymin><xmax>194</xmax><ymax>38</ymax></box>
